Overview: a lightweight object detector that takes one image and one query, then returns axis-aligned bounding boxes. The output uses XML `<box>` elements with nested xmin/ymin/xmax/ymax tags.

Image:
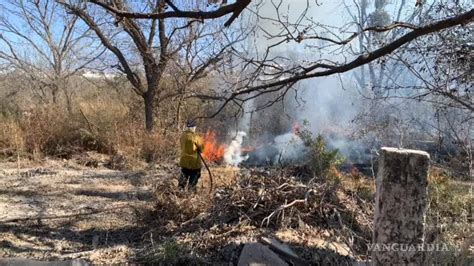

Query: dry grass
<box><xmin>0</xmin><ymin>117</ymin><xmax>24</xmax><ymax>158</ymax></box>
<box><xmin>425</xmin><ymin>167</ymin><xmax>473</xmax><ymax>264</ymax></box>
<box><xmin>0</xmin><ymin>154</ymin><xmax>470</xmax><ymax>264</ymax></box>
<box><xmin>0</xmin><ymin>100</ymin><xmax>179</xmax><ymax>165</ymax></box>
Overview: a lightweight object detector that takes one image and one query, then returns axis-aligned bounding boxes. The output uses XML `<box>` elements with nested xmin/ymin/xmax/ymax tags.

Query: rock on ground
<box><xmin>237</xmin><ymin>243</ymin><xmax>288</xmax><ymax>266</ymax></box>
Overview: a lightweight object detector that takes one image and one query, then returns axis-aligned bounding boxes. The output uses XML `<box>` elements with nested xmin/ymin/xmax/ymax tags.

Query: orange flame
<box><xmin>202</xmin><ymin>130</ymin><xmax>225</xmax><ymax>163</ymax></box>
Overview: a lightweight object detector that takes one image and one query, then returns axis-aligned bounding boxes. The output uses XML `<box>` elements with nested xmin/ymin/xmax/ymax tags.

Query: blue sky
<box><xmin>0</xmin><ymin>0</ymin><xmax>470</xmax><ymax>72</ymax></box>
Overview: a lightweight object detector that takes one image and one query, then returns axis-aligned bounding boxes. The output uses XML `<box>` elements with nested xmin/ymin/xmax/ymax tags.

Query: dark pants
<box><xmin>179</xmin><ymin>168</ymin><xmax>201</xmax><ymax>190</ymax></box>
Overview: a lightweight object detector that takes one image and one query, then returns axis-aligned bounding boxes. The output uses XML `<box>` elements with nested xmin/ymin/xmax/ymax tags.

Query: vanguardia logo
<box><xmin>367</xmin><ymin>243</ymin><xmax>451</xmax><ymax>252</ymax></box>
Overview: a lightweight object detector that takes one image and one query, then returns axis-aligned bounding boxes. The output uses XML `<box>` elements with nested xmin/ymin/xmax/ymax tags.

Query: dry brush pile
<box><xmin>137</xmin><ymin>162</ymin><xmax>471</xmax><ymax>264</ymax></box>
<box><xmin>211</xmin><ymin>168</ymin><xmax>373</xmax><ymax>247</ymax></box>
<box><xmin>137</xmin><ymin>166</ymin><xmax>375</xmax><ymax>263</ymax></box>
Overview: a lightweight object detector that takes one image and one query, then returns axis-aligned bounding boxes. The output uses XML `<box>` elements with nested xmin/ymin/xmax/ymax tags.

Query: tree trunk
<box><xmin>52</xmin><ymin>86</ymin><xmax>59</xmax><ymax>104</ymax></box>
<box><xmin>144</xmin><ymin>92</ymin><xmax>154</xmax><ymax>132</ymax></box>
<box><xmin>143</xmin><ymin>67</ymin><xmax>161</xmax><ymax>132</ymax></box>
<box><xmin>372</xmin><ymin>147</ymin><xmax>430</xmax><ymax>265</ymax></box>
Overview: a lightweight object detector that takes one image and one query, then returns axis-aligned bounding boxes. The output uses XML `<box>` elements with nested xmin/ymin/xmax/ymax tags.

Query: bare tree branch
<box><xmin>59</xmin><ymin>1</ymin><xmax>145</xmax><ymax>94</ymax></box>
<box><xmin>235</xmin><ymin>9</ymin><xmax>473</xmax><ymax>95</ymax></box>
<box><xmin>59</xmin><ymin>0</ymin><xmax>252</xmax><ymax>27</ymax></box>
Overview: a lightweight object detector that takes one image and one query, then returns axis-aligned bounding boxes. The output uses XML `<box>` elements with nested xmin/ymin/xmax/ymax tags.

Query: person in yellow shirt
<box><xmin>179</xmin><ymin>120</ymin><xmax>204</xmax><ymax>191</ymax></box>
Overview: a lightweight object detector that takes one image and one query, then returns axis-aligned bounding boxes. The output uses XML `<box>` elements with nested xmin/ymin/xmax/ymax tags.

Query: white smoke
<box><xmin>272</xmin><ymin>132</ymin><xmax>309</xmax><ymax>164</ymax></box>
<box><xmin>238</xmin><ymin>99</ymin><xmax>254</xmax><ymax>133</ymax></box>
<box><xmin>242</xmin><ymin>130</ymin><xmax>310</xmax><ymax>166</ymax></box>
<box><xmin>224</xmin><ymin>131</ymin><xmax>249</xmax><ymax>166</ymax></box>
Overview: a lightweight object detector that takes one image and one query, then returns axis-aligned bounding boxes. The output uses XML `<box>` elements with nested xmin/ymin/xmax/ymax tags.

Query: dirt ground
<box><xmin>0</xmin><ymin>158</ymin><xmax>165</xmax><ymax>263</ymax></box>
<box><xmin>0</xmin><ymin>158</ymin><xmax>358</xmax><ymax>264</ymax></box>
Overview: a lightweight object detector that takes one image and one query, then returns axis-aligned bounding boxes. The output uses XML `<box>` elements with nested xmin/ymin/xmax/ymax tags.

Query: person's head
<box><xmin>186</xmin><ymin>119</ymin><xmax>196</xmax><ymax>132</ymax></box>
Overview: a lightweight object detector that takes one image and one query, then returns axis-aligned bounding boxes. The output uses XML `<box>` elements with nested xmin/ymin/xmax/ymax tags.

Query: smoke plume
<box><xmin>224</xmin><ymin>131</ymin><xmax>249</xmax><ymax>166</ymax></box>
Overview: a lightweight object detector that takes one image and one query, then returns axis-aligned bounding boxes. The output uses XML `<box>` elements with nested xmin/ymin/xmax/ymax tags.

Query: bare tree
<box><xmin>49</xmin><ymin>0</ymin><xmax>474</xmax><ymax>126</ymax></box>
<box><xmin>74</xmin><ymin>1</ymin><xmax>472</xmax><ymax>116</ymax></box>
<box><xmin>379</xmin><ymin>1</ymin><xmax>473</xmax><ymax>176</ymax></box>
<box><xmin>57</xmin><ymin>0</ymin><xmax>248</xmax><ymax>132</ymax></box>
<box><xmin>0</xmin><ymin>0</ymin><xmax>101</xmax><ymax>112</ymax></box>
<box><xmin>207</xmin><ymin>5</ymin><xmax>472</xmax><ymax>116</ymax></box>
<box><xmin>327</xmin><ymin>0</ymin><xmax>473</xmax><ymax>175</ymax></box>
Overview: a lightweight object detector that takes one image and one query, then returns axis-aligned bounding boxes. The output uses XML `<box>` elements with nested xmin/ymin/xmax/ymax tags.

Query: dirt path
<box><xmin>0</xmin><ymin>159</ymin><xmax>169</xmax><ymax>263</ymax></box>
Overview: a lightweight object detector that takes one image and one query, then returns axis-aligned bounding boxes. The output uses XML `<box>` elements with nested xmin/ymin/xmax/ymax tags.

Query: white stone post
<box><xmin>372</xmin><ymin>147</ymin><xmax>430</xmax><ymax>265</ymax></box>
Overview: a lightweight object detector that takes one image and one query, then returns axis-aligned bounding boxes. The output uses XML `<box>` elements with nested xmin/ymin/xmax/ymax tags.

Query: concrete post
<box><xmin>372</xmin><ymin>147</ymin><xmax>430</xmax><ymax>265</ymax></box>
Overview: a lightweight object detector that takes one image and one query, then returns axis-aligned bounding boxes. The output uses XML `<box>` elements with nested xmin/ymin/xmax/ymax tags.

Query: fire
<box><xmin>202</xmin><ymin>130</ymin><xmax>225</xmax><ymax>163</ymax></box>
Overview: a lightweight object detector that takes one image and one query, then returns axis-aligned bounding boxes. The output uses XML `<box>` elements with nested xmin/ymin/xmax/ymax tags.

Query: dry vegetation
<box><xmin>0</xmin><ymin>0</ymin><xmax>472</xmax><ymax>264</ymax></box>
<box><xmin>0</xmin><ymin>84</ymin><xmax>214</xmax><ymax>165</ymax></box>
<box><xmin>1</xmin><ymin>155</ymin><xmax>469</xmax><ymax>264</ymax></box>
<box><xmin>1</xmin><ymin>102</ymin><xmax>166</xmax><ymax>161</ymax></box>
<box><xmin>139</xmin><ymin>167</ymin><xmax>471</xmax><ymax>264</ymax></box>
<box><xmin>0</xmin><ymin>81</ymin><xmax>471</xmax><ymax>264</ymax></box>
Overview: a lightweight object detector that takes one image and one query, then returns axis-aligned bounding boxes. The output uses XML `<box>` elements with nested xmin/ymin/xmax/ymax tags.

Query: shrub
<box><xmin>19</xmin><ymin>104</ymin><xmax>114</xmax><ymax>157</ymax></box>
<box><xmin>298</xmin><ymin>123</ymin><xmax>345</xmax><ymax>179</ymax></box>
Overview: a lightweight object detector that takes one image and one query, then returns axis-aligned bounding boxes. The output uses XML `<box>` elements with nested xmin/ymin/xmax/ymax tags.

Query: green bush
<box><xmin>298</xmin><ymin>121</ymin><xmax>344</xmax><ymax>178</ymax></box>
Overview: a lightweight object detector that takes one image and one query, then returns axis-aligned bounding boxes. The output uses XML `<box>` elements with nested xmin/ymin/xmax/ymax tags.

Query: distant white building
<box><xmin>81</xmin><ymin>70</ymin><xmax>120</xmax><ymax>79</ymax></box>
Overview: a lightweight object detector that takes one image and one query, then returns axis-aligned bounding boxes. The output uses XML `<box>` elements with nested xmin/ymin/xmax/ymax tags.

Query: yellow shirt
<box><xmin>179</xmin><ymin>130</ymin><xmax>204</xmax><ymax>170</ymax></box>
